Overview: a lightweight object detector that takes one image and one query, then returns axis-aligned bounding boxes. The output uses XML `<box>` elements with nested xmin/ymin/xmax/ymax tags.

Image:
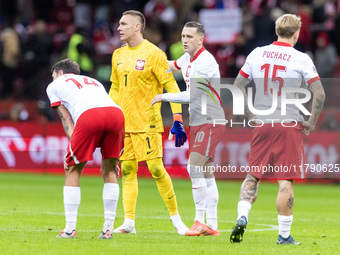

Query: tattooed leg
<box><xmin>276</xmin><ymin>179</ymin><xmax>294</xmax><ymax>215</ymax></box>
<box><xmin>239</xmin><ymin>174</ymin><xmax>261</xmax><ymax>204</ymax></box>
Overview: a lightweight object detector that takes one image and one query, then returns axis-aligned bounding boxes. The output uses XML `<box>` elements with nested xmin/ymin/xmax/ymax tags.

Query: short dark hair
<box><xmin>123</xmin><ymin>10</ymin><xmax>146</xmax><ymax>34</ymax></box>
<box><xmin>51</xmin><ymin>58</ymin><xmax>80</xmax><ymax>75</ymax></box>
<box><xmin>184</xmin><ymin>21</ymin><xmax>205</xmax><ymax>36</ymax></box>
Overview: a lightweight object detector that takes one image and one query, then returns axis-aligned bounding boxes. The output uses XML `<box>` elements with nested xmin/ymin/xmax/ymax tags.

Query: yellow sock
<box><xmin>121</xmin><ymin>160</ymin><xmax>138</xmax><ymax>220</ymax></box>
<box><xmin>146</xmin><ymin>158</ymin><xmax>178</xmax><ymax>216</ymax></box>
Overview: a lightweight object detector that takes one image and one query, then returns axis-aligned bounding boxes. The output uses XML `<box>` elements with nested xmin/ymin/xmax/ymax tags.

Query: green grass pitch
<box><xmin>0</xmin><ymin>172</ymin><xmax>339</xmax><ymax>255</ymax></box>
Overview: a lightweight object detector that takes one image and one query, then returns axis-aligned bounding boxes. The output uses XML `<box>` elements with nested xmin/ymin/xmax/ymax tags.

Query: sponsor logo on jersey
<box><xmin>197</xmin><ymin>71</ymin><xmax>208</xmax><ymax>78</ymax></box>
<box><xmin>135</xmin><ymin>59</ymin><xmax>146</xmax><ymax>71</ymax></box>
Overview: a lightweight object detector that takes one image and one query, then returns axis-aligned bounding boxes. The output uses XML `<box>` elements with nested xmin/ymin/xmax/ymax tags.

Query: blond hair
<box><xmin>275</xmin><ymin>14</ymin><xmax>301</xmax><ymax>38</ymax></box>
<box><xmin>123</xmin><ymin>10</ymin><xmax>146</xmax><ymax>34</ymax></box>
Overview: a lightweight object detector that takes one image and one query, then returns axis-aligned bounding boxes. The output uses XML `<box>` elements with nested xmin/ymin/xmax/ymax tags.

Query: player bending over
<box><xmin>47</xmin><ymin>58</ymin><xmax>125</xmax><ymax>239</ymax></box>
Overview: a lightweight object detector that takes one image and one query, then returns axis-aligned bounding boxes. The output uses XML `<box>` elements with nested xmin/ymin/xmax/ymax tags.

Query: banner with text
<box><xmin>0</xmin><ymin>122</ymin><xmax>339</xmax><ymax>179</ymax></box>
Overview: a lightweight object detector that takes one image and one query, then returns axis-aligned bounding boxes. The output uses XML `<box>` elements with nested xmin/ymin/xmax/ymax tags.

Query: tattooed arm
<box><xmin>55</xmin><ymin>105</ymin><xmax>74</xmax><ymax>140</ymax></box>
<box><xmin>302</xmin><ymin>80</ymin><xmax>325</xmax><ymax>135</ymax></box>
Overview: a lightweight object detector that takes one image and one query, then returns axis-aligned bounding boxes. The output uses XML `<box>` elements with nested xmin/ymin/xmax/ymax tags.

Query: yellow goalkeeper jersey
<box><xmin>109</xmin><ymin>39</ymin><xmax>180</xmax><ymax>133</ymax></box>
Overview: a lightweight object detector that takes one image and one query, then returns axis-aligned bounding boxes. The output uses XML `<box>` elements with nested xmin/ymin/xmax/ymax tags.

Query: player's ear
<box><xmin>199</xmin><ymin>36</ymin><xmax>204</xmax><ymax>45</ymax></box>
<box><xmin>135</xmin><ymin>23</ymin><xmax>141</xmax><ymax>33</ymax></box>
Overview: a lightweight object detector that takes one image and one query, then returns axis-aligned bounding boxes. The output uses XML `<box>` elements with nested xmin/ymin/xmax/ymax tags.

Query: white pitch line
<box><xmin>0</xmin><ymin>210</ymin><xmax>278</xmax><ymax>232</ymax></box>
<box><xmin>2</xmin><ymin>210</ymin><xmax>278</xmax><ymax>222</ymax></box>
<box><xmin>0</xmin><ymin>228</ymin><xmax>278</xmax><ymax>233</ymax></box>
<box><xmin>0</xmin><ymin>213</ymin><xmax>13</xmax><ymax>215</ymax></box>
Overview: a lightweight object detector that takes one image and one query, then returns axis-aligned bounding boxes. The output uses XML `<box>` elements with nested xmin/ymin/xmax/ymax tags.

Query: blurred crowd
<box><xmin>1</xmin><ymin>0</ymin><xmax>340</xmax><ymax>129</ymax></box>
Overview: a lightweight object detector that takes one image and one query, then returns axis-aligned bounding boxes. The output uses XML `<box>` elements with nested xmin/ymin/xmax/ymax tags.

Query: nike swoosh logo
<box><xmin>146</xmin><ymin>150</ymin><xmax>154</xmax><ymax>155</ymax></box>
<box><xmin>117</xmin><ymin>62</ymin><xmax>123</xmax><ymax>65</ymax></box>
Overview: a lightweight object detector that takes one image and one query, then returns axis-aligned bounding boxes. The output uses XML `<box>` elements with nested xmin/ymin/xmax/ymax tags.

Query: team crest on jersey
<box><xmin>135</xmin><ymin>59</ymin><xmax>146</xmax><ymax>71</ymax></box>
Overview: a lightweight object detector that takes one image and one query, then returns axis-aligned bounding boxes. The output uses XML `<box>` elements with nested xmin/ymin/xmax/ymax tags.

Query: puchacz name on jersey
<box><xmin>262</xmin><ymin>51</ymin><xmax>291</xmax><ymax>62</ymax></box>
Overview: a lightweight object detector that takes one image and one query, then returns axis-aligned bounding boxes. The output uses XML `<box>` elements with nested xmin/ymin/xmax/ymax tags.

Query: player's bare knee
<box><xmin>101</xmin><ymin>167</ymin><xmax>115</xmax><ymax>177</ymax></box>
<box><xmin>65</xmin><ymin>164</ymin><xmax>83</xmax><ymax>176</ymax></box>
<box><xmin>101</xmin><ymin>158</ymin><xmax>118</xmax><ymax>175</ymax></box>
<box><xmin>245</xmin><ymin>174</ymin><xmax>260</xmax><ymax>183</ymax></box>
<box><xmin>278</xmin><ymin>179</ymin><xmax>294</xmax><ymax>193</ymax></box>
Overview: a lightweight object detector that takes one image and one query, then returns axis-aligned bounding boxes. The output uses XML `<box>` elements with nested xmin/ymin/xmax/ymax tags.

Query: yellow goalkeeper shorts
<box><xmin>121</xmin><ymin>132</ymin><xmax>163</xmax><ymax>161</ymax></box>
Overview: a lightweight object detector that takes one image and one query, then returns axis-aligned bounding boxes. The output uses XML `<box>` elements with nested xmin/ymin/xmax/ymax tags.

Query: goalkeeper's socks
<box><xmin>121</xmin><ymin>160</ymin><xmax>138</xmax><ymax>220</ymax></box>
<box><xmin>102</xmin><ymin>183</ymin><xmax>119</xmax><ymax>232</ymax></box>
<box><xmin>63</xmin><ymin>186</ymin><xmax>80</xmax><ymax>233</ymax></box>
<box><xmin>123</xmin><ymin>218</ymin><xmax>135</xmax><ymax>228</ymax></box>
<box><xmin>191</xmin><ymin>177</ymin><xmax>207</xmax><ymax>224</ymax></box>
<box><xmin>147</xmin><ymin>158</ymin><xmax>178</xmax><ymax>216</ymax></box>
<box><xmin>278</xmin><ymin>215</ymin><xmax>293</xmax><ymax>238</ymax></box>
<box><xmin>237</xmin><ymin>200</ymin><xmax>251</xmax><ymax>222</ymax></box>
<box><xmin>170</xmin><ymin>214</ymin><xmax>184</xmax><ymax>228</ymax></box>
<box><xmin>206</xmin><ymin>178</ymin><xmax>219</xmax><ymax>230</ymax></box>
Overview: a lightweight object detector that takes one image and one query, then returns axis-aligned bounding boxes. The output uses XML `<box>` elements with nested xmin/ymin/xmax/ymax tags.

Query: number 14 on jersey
<box><xmin>66</xmin><ymin>77</ymin><xmax>99</xmax><ymax>89</ymax></box>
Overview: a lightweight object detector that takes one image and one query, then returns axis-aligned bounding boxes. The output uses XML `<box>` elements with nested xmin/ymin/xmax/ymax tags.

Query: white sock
<box><xmin>170</xmin><ymin>214</ymin><xmax>183</xmax><ymax>227</ymax></box>
<box><xmin>63</xmin><ymin>186</ymin><xmax>80</xmax><ymax>233</ymax></box>
<box><xmin>102</xmin><ymin>183</ymin><xmax>119</xmax><ymax>232</ymax></box>
<box><xmin>278</xmin><ymin>215</ymin><xmax>293</xmax><ymax>238</ymax></box>
<box><xmin>188</xmin><ymin>164</ymin><xmax>207</xmax><ymax>224</ymax></box>
<box><xmin>237</xmin><ymin>201</ymin><xmax>251</xmax><ymax>221</ymax></box>
<box><xmin>123</xmin><ymin>218</ymin><xmax>135</xmax><ymax>227</ymax></box>
<box><xmin>192</xmin><ymin>179</ymin><xmax>206</xmax><ymax>224</ymax></box>
<box><xmin>170</xmin><ymin>213</ymin><xmax>181</xmax><ymax>222</ymax></box>
<box><xmin>205</xmin><ymin>178</ymin><xmax>219</xmax><ymax>230</ymax></box>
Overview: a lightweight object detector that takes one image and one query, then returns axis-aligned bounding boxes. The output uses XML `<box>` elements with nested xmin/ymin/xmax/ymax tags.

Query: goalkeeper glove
<box><xmin>169</xmin><ymin>120</ymin><xmax>187</xmax><ymax>147</ymax></box>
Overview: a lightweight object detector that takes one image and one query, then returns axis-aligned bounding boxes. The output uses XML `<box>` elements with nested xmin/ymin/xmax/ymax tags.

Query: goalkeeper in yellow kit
<box><xmin>109</xmin><ymin>10</ymin><xmax>188</xmax><ymax>235</ymax></box>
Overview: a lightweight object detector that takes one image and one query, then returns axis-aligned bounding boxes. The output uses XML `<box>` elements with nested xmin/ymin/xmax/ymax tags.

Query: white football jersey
<box><xmin>240</xmin><ymin>41</ymin><xmax>320</xmax><ymax>123</ymax></box>
<box><xmin>46</xmin><ymin>74</ymin><xmax>120</xmax><ymax>124</ymax></box>
<box><xmin>171</xmin><ymin>47</ymin><xmax>225</xmax><ymax>126</ymax></box>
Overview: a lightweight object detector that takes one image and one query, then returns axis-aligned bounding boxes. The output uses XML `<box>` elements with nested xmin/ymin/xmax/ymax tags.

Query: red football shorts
<box><xmin>66</xmin><ymin>107</ymin><xmax>125</xmax><ymax>166</ymax></box>
<box><xmin>190</xmin><ymin>124</ymin><xmax>225</xmax><ymax>162</ymax></box>
<box><xmin>248</xmin><ymin>122</ymin><xmax>305</xmax><ymax>179</ymax></box>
